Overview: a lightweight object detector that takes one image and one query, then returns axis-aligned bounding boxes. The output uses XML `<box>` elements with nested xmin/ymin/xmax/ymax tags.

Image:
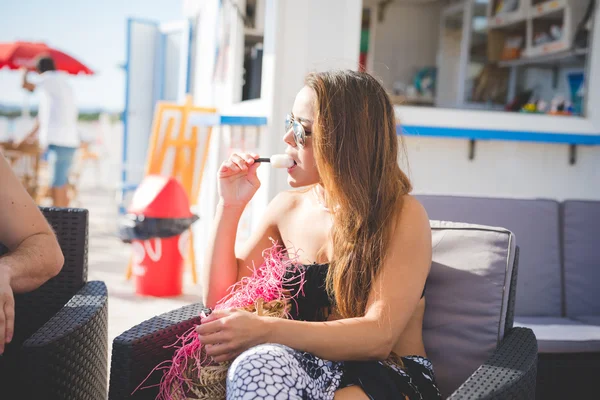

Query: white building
<box><xmin>121</xmin><ymin>0</ymin><xmax>600</xmax><ymax>247</ymax></box>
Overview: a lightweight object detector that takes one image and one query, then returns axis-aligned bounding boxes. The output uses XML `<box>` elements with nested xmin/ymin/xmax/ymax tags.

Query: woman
<box><xmin>197</xmin><ymin>70</ymin><xmax>441</xmax><ymax>399</ymax></box>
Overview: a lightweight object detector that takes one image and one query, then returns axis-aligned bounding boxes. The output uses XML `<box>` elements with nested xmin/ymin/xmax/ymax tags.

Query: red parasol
<box><xmin>0</xmin><ymin>41</ymin><xmax>93</xmax><ymax>75</ymax></box>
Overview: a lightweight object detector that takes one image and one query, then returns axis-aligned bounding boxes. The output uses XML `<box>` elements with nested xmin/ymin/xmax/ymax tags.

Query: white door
<box><xmin>120</xmin><ymin>18</ymin><xmax>191</xmax><ymax>212</ymax></box>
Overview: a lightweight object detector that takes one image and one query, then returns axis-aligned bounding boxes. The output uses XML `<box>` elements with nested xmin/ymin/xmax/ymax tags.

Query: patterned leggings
<box><xmin>226</xmin><ymin>343</ymin><xmax>441</xmax><ymax>400</ymax></box>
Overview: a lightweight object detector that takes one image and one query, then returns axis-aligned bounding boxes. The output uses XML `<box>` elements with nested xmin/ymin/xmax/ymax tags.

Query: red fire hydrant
<box><xmin>120</xmin><ymin>175</ymin><xmax>198</xmax><ymax>297</ymax></box>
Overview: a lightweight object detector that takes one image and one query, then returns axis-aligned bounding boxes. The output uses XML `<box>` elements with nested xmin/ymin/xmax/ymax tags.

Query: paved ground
<box><xmin>78</xmin><ymin>176</ymin><xmax>203</xmax><ymax>373</ymax></box>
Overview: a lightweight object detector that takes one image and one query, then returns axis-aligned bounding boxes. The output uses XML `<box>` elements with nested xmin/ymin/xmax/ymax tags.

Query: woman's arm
<box><xmin>267</xmin><ymin>316</ymin><xmax>392</xmax><ymax>361</ymax></box>
<box><xmin>201</xmin><ymin>201</ymin><xmax>247</xmax><ymax>307</ymax></box>
<box><xmin>201</xmin><ymin>152</ymin><xmax>284</xmax><ymax>308</ymax></box>
<box><xmin>0</xmin><ymin>154</ymin><xmax>63</xmax><ymax>292</ymax></box>
<box><xmin>199</xmin><ymin>197</ymin><xmax>432</xmax><ymax>362</ymax></box>
<box><xmin>201</xmin><ymin>194</ymin><xmax>287</xmax><ymax>307</ymax></box>
<box><xmin>201</xmin><ymin>151</ymin><xmax>300</xmax><ymax>308</ymax></box>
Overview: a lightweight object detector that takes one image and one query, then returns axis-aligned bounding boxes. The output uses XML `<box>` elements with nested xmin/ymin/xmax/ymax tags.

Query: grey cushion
<box><xmin>573</xmin><ymin>316</ymin><xmax>600</xmax><ymax>325</ymax></box>
<box><xmin>563</xmin><ymin>200</ymin><xmax>600</xmax><ymax>317</ymax></box>
<box><xmin>417</xmin><ymin>195</ymin><xmax>562</xmax><ymax>316</ymax></box>
<box><xmin>515</xmin><ymin>317</ymin><xmax>600</xmax><ymax>353</ymax></box>
<box><xmin>423</xmin><ymin>221</ymin><xmax>516</xmax><ymax>397</ymax></box>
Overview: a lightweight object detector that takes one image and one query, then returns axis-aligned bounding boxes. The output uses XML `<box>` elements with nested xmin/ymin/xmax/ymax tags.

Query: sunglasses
<box><xmin>285</xmin><ymin>113</ymin><xmax>312</xmax><ymax>149</ymax></box>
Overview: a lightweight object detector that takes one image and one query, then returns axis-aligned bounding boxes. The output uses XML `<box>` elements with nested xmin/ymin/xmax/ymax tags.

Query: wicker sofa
<box><xmin>108</xmin><ymin>221</ymin><xmax>537</xmax><ymax>399</ymax></box>
<box><xmin>417</xmin><ymin>195</ymin><xmax>600</xmax><ymax>399</ymax></box>
<box><xmin>0</xmin><ymin>207</ymin><xmax>108</xmax><ymax>400</ymax></box>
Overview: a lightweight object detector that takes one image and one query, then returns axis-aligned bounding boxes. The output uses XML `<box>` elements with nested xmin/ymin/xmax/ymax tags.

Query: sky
<box><xmin>0</xmin><ymin>0</ymin><xmax>184</xmax><ymax>112</ymax></box>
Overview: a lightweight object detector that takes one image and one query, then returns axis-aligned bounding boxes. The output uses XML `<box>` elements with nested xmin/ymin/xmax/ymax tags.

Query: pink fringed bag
<box><xmin>139</xmin><ymin>240</ymin><xmax>305</xmax><ymax>400</ymax></box>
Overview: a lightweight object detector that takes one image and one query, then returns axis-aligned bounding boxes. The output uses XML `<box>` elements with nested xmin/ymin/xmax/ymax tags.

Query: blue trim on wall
<box><xmin>122</xmin><ymin>18</ymin><xmax>132</xmax><ymax>197</ymax></box>
<box><xmin>188</xmin><ymin>114</ymin><xmax>268</xmax><ymax>126</ymax></box>
<box><xmin>400</xmin><ymin>125</ymin><xmax>600</xmax><ymax>145</ymax></box>
<box><xmin>220</xmin><ymin>116</ymin><xmax>268</xmax><ymax>126</ymax></box>
<box><xmin>119</xmin><ymin>18</ymin><xmax>134</xmax><ymax>215</ymax></box>
<box><xmin>156</xmin><ymin>32</ymin><xmax>166</xmax><ymax>102</ymax></box>
<box><xmin>185</xmin><ymin>19</ymin><xmax>193</xmax><ymax>94</ymax></box>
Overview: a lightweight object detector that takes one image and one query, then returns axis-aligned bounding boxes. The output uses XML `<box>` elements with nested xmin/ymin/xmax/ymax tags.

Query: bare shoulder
<box><xmin>397</xmin><ymin>195</ymin><xmax>431</xmax><ymax>233</ymax></box>
<box><xmin>274</xmin><ymin>189</ymin><xmax>305</xmax><ymax>205</ymax></box>
<box><xmin>390</xmin><ymin>195</ymin><xmax>432</xmax><ymax>266</ymax></box>
<box><xmin>268</xmin><ymin>189</ymin><xmax>303</xmax><ymax>210</ymax></box>
<box><xmin>263</xmin><ymin>189</ymin><xmax>306</xmax><ymax>222</ymax></box>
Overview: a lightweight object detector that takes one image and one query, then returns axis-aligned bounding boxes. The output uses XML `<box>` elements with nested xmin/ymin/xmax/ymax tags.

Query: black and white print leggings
<box><xmin>225</xmin><ymin>343</ymin><xmax>441</xmax><ymax>400</ymax></box>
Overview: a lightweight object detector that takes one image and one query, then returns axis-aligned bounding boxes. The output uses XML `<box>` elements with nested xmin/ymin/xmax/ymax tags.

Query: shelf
<box><xmin>244</xmin><ymin>30</ymin><xmax>264</xmax><ymax>46</ymax></box>
<box><xmin>530</xmin><ymin>0</ymin><xmax>567</xmax><ymax>18</ymax></box>
<box><xmin>488</xmin><ymin>9</ymin><xmax>527</xmax><ymax>28</ymax></box>
<box><xmin>498</xmin><ymin>47</ymin><xmax>588</xmax><ymax>67</ymax></box>
<box><xmin>463</xmin><ymin>102</ymin><xmax>506</xmax><ymax>111</ymax></box>
<box><xmin>244</xmin><ymin>28</ymin><xmax>264</xmax><ymax>38</ymax></box>
<box><xmin>488</xmin><ymin>0</ymin><xmax>587</xmax><ymax>63</ymax></box>
<box><xmin>524</xmin><ymin>40</ymin><xmax>570</xmax><ymax>57</ymax></box>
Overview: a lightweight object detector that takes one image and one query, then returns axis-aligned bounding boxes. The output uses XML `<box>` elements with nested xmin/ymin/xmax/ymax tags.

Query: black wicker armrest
<box><xmin>108</xmin><ymin>302</ymin><xmax>205</xmax><ymax>400</ymax></box>
<box><xmin>18</xmin><ymin>280</ymin><xmax>109</xmax><ymax>400</ymax></box>
<box><xmin>448</xmin><ymin>327</ymin><xmax>538</xmax><ymax>400</ymax></box>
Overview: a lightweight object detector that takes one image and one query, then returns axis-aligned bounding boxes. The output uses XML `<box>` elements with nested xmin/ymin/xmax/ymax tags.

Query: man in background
<box><xmin>19</xmin><ymin>56</ymin><xmax>80</xmax><ymax>207</ymax></box>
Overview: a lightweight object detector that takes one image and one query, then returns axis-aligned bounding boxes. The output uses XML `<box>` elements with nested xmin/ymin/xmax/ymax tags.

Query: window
<box><xmin>364</xmin><ymin>0</ymin><xmax>595</xmax><ymax>117</ymax></box>
<box><xmin>241</xmin><ymin>0</ymin><xmax>265</xmax><ymax>101</ymax></box>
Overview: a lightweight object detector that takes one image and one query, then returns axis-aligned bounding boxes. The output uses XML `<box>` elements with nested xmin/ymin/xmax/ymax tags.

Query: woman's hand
<box><xmin>218</xmin><ymin>152</ymin><xmax>261</xmax><ymax>208</ymax></box>
<box><xmin>196</xmin><ymin>309</ymin><xmax>270</xmax><ymax>363</ymax></box>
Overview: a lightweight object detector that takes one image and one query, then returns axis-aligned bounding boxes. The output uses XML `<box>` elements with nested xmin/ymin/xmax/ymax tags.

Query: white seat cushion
<box><xmin>573</xmin><ymin>316</ymin><xmax>600</xmax><ymax>326</ymax></box>
<box><xmin>515</xmin><ymin>317</ymin><xmax>600</xmax><ymax>353</ymax></box>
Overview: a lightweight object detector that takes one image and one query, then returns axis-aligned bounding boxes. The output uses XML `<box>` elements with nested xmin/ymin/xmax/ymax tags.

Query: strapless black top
<box><xmin>283</xmin><ymin>263</ymin><xmax>426</xmax><ymax>321</ymax></box>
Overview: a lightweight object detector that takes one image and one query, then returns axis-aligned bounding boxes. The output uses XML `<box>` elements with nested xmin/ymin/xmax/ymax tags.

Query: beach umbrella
<box><xmin>0</xmin><ymin>41</ymin><xmax>93</xmax><ymax>75</ymax></box>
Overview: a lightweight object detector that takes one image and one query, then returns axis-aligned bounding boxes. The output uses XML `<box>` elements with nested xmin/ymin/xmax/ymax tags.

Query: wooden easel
<box><xmin>125</xmin><ymin>96</ymin><xmax>217</xmax><ymax>284</ymax></box>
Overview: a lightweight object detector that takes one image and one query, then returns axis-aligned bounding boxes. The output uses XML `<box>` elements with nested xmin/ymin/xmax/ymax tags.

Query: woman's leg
<box><xmin>226</xmin><ymin>343</ymin><xmax>343</xmax><ymax>400</ymax></box>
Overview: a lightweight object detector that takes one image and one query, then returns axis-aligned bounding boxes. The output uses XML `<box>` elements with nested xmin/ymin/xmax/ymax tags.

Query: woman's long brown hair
<box><xmin>305</xmin><ymin>70</ymin><xmax>412</xmax><ymax>318</ymax></box>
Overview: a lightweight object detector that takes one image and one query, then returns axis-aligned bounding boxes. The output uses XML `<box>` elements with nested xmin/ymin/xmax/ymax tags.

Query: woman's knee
<box><xmin>227</xmin><ymin>343</ymin><xmax>300</xmax><ymax>387</ymax></box>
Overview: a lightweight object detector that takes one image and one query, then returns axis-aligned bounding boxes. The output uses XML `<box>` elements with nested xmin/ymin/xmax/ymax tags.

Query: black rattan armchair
<box><xmin>108</xmin><ymin>308</ymin><xmax>536</xmax><ymax>400</ymax></box>
<box><xmin>109</xmin><ymin>303</ymin><xmax>203</xmax><ymax>400</ymax></box>
<box><xmin>0</xmin><ymin>207</ymin><xmax>108</xmax><ymax>400</ymax></box>
<box><xmin>109</xmin><ymin>222</ymin><xmax>537</xmax><ymax>400</ymax></box>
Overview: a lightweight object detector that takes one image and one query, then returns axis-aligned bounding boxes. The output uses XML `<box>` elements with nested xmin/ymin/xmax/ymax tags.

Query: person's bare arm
<box><xmin>201</xmin><ymin>192</ymin><xmax>289</xmax><ymax>308</ymax></box>
<box><xmin>18</xmin><ymin>69</ymin><xmax>39</xmax><ymax>145</ymax></box>
<box><xmin>21</xmin><ymin>68</ymin><xmax>36</xmax><ymax>92</ymax></box>
<box><xmin>0</xmin><ymin>154</ymin><xmax>63</xmax><ymax>292</ymax></box>
<box><xmin>0</xmin><ymin>154</ymin><xmax>63</xmax><ymax>353</ymax></box>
